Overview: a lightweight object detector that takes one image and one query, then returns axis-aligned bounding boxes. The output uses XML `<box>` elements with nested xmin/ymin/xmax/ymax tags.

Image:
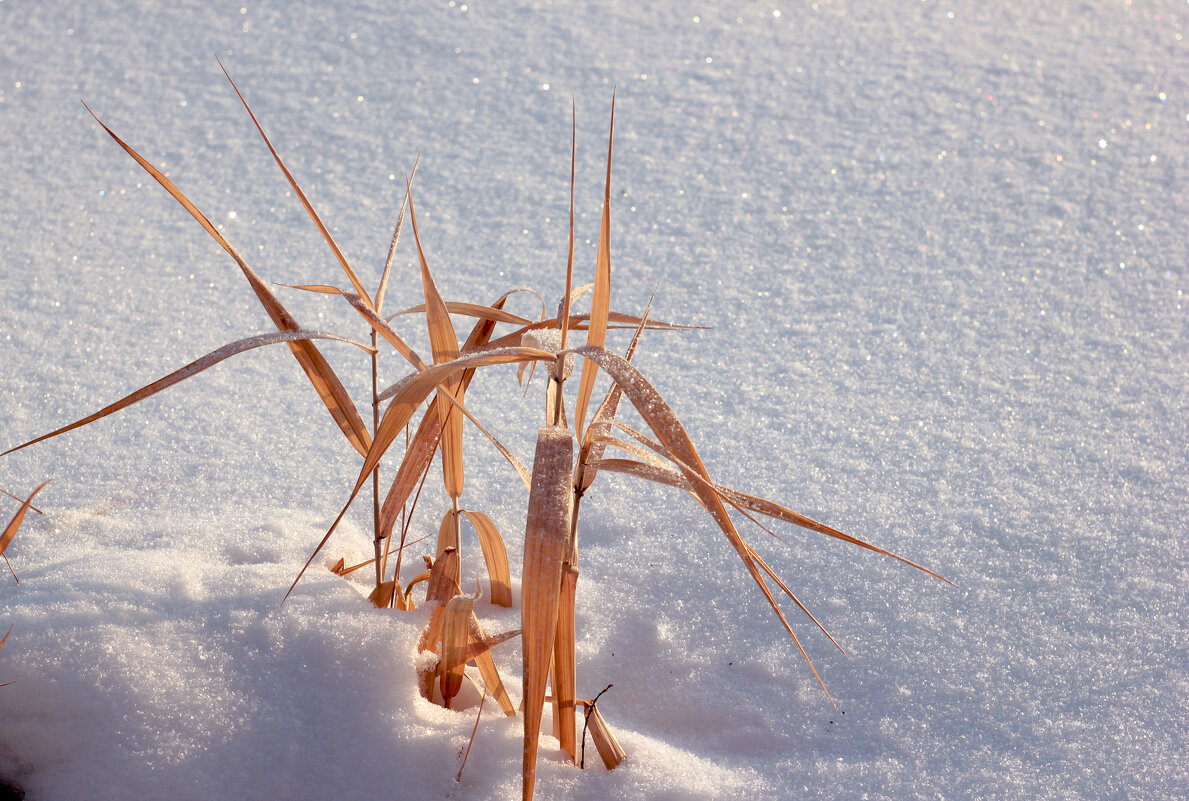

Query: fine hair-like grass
<box><xmin>2</xmin><ymin>69</ymin><xmax>948</xmax><ymax>801</ymax></box>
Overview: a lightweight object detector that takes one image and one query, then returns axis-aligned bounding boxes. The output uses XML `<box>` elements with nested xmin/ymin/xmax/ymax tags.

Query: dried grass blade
<box><xmin>4</xmin><ymin>330</ymin><xmax>373</xmax><ymax>458</ymax></box>
<box><xmin>438</xmin><ymin>393</ymin><xmax>531</xmax><ymax>490</ymax></box>
<box><xmin>286</xmin><ymin>348</ymin><xmax>554</xmax><ymax>602</ymax></box>
<box><xmin>376</xmin><ymin>157</ymin><xmax>418</xmax><ymax>314</ymax></box>
<box><xmin>378</xmin><ymin>293</ymin><xmax>522</xmax><ymax>541</ymax></box>
<box><xmin>567</xmin><ymin>345</ymin><xmax>836</xmax><ymax>703</ymax></box>
<box><xmin>440</xmin><ymin>594</ymin><xmax>476</xmax><ymax>707</ymax></box>
<box><xmin>464</xmin><ymin>626</ymin><xmax>522</xmax><ymax>663</ymax></box>
<box><xmin>218</xmin><ymin>59</ymin><xmax>372</xmax><ymax>308</ymax></box>
<box><xmin>82</xmin><ymin>104</ymin><xmax>373</xmax><ymax>456</ymax></box>
<box><xmin>367</xmin><ymin>580</ymin><xmax>398</xmax><ymax>609</ymax></box>
<box><xmin>379</xmin><ymin>406</ymin><xmax>441</xmax><ymax>541</ymax></box>
<box><xmin>721</xmin><ymin>488</ymin><xmax>950</xmax><ymax>583</ymax></box>
<box><xmin>0</xmin><ymin>480</ymin><xmax>51</xmax><ymax>558</ymax></box>
<box><xmin>394</xmin><ymin>302</ymin><xmax>531</xmax><ymax>327</ymax></box>
<box><xmin>559</xmin><ymin>103</ymin><xmax>577</xmax><ymax>350</ymax></box>
<box><xmin>552</xmin><ymin>564</ymin><xmax>579</xmax><ymax>761</ymax></box>
<box><xmin>578</xmin><ymin>289</ymin><xmax>656</xmax><ymax>489</ymax></box>
<box><xmin>460</xmin><ymin>510</ymin><xmax>513</xmax><ymax>607</ymax></box>
<box><xmin>521</xmin><ymin>427</ymin><xmax>574</xmax><ymax>801</ymax></box>
<box><xmin>582</xmin><ymin>702</ymin><xmax>626</xmax><ymax>769</ymax></box>
<box><xmin>436</xmin><ymin>510</ymin><xmax>462</xmax><ymax>590</ymax></box>
<box><xmin>573</xmin><ymin>98</ymin><xmax>616</xmax><ymax>442</ymax></box>
<box><xmin>275</xmin><ymin>283</ymin><xmax>343</xmax><ymax>294</ymax></box>
<box><xmin>469</xmin><ymin>618</ymin><xmax>517</xmax><ymax>717</ymax></box>
<box><xmin>408</xmin><ymin>188</ymin><xmax>465</xmax><ymax>499</ymax></box>
<box><xmin>1</xmin><ymin>488</ymin><xmax>43</xmax><ymax>516</ymax></box>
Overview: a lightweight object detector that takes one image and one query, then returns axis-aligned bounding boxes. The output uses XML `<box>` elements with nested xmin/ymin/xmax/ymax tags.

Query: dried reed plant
<box><xmin>2</xmin><ymin>71</ymin><xmax>947</xmax><ymax>801</ymax></box>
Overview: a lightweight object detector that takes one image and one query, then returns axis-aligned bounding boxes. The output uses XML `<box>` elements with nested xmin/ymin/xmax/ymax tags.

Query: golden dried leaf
<box><xmin>393</xmin><ymin>301</ymin><xmax>531</xmax><ymax>327</ymax></box>
<box><xmin>469</xmin><ymin>616</ymin><xmax>517</xmax><ymax>717</ymax></box>
<box><xmin>582</xmin><ymin>703</ymin><xmax>625</xmax><ymax>770</ymax></box>
<box><xmin>460</xmin><ymin>510</ymin><xmax>513</xmax><ymax>608</ymax></box>
<box><xmin>573</xmin><ymin>96</ymin><xmax>616</xmax><ymax>443</ymax></box>
<box><xmin>3</xmin><ymin>331</ymin><xmax>373</xmax><ymax>458</ymax></box>
<box><xmin>82</xmin><ymin>105</ymin><xmax>373</xmax><ymax>457</ymax></box>
<box><xmin>552</xmin><ymin>564</ymin><xmax>579</xmax><ymax>761</ymax></box>
<box><xmin>521</xmin><ymin>426</ymin><xmax>574</xmax><ymax>801</ymax></box>
<box><xmin>439</xmin><ymin>594</ymin><xmax>476</xmax><ymax>707</ymax></box>
<box><xmin>407</xmin><ymin>187</ymin><xmax>465</xmax><ymax>500</ymax></box>
<box><xmin>285</xmin><ymin>347</ymin><xmax>554</xmax><ymax>603</ymax></box>
<box><xmin>436</xmin><ymin>510</ymin><xmax>462</xmax><ymax>590</ymax></box>
<box><xmin>568</xmin><ymin>345</ymin><xmax>836</xmax><ymax>703</ymax></box>
<box><xmin>368</xmin><ymin>580</ymin><xmax>397</xmax><ymax>609</ymax></box>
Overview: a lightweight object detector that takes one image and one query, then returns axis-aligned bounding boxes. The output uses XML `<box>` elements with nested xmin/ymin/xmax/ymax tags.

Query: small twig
<box><xmin>1</xmin><ymin>488</ymin><xmax>43</xmax><ymax>515</ymax></box>
<box><xmin>579</xmin><ymin>684</ymin><xmax>613</xmax><ymax>769</ymax></box>
<box><xmin>456</xmin><ymin>685</ymin><xmax>488</xmax><ymax>783</ymax></box>
<box><xmin>3</xmin><ymin>554</ymin><xmax>18</xmax><ymax>584</ymax></box>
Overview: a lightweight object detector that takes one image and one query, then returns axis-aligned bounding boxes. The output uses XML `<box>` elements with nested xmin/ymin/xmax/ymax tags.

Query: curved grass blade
<box><xmin>285</xmin><ymin>347</ymin><xmax>555</xmax><ymax>602</ymax></box>
<box><xmin>606</xmin><ymin>421</ymin><xmax>949</xmax><ymax>583</ymax></box>
<box><xmin>277</xmin><ymin>283</ymin><xmax>427</xmax><ymax>370</ymax></box>
<box><xmin>578</xmin><ymin>287</ymin><xmax>657</xmax><ymax>490</ymax></box>
<box><xmin>83</xmin><ymin>104</ymin><xmax>373</xmax><ymax>456</ymax></box>
<box><xmin>378</xmin><ymin>292</ymin><xmax>520</xmax><ymax>550</ymax></box>
<box><xmin>4</xmin><ymin>330</ymin><xmax>374</xmax><ymax>458</ymax></box>
<box><xmin>440</xmin><ymin>593</ymin><xmax>476</xmax><ymax>707</ymax></box>
<box><xmin>0</xmin><ymin>480</ymin><xmax>52</xmax><ymax>559</ymax></box>
<box><xmin>460</xmin><ymin>509</ymin><xmax>513</xmax><ymax>607</ymax></box>
<box><xmin>217</xmin><ymin>58</ymin><xmax>373</xmax><ymax>308</ymax></box>
<box><xmin>392</xmin><ymin>302</ymin><xmax>531</xmax><ymax>327</ymax></box>
<box><xmin>565</xmin><ymin>345</ymin><xmax>835</xmax><ymax>703</ymax></box>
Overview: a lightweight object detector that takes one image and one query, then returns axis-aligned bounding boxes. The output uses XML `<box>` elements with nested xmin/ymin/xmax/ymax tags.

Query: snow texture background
<box><xmin>0</xmin><ymin>1</ymin><xmax>1185</xmax><ymax>799</ymax></box>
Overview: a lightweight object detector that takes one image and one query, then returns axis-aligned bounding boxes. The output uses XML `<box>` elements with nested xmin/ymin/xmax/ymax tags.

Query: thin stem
<box><xmin>371</xmin><ymin>328</ymin><xmax>382</xmax><ymax>590</ymax></box>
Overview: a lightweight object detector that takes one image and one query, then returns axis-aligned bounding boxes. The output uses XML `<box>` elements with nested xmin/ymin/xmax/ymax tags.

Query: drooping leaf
<box><xmin>566</xmin><ymin>345</ymin><xmax>836</xmax><ymax>703</ymax></box>
<box><xmin>460</xmin><ymin>509</ymin><xmax>513</xmax><ymax>607</ymax></box>
<box><xmin>4</xmin><ymin>330</ymin><xmax>373</xmax><ymax>458</ymax></box>
<box><xmin>83</xmin><ymin>104</ymin><xmax>373</xmax><ymax>456</ymax></box>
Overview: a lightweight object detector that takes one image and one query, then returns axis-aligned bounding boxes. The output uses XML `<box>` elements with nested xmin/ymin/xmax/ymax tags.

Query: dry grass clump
<box><xmin>2</xmin><ymin>70</ymin><xmax>947</xmax><ymax>801</ymax></box>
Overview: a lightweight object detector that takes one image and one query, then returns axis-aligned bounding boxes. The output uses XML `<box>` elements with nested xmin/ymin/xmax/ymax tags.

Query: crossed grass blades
<box><xmin>2</xmin><ymin>69</ymin><xmax>948</xmax><ymax>801</ymax></box>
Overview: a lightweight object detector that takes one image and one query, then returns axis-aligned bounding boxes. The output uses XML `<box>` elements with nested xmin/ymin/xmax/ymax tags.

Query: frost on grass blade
<box><xmin>520</xmin><ymin>426</ymin><xmax>574</xmax><ymax>801</ymax></box>
<box><xmin>3</xmin><ymin>331</ymin><xmax>373</xmax><ymax>458</ymax></box>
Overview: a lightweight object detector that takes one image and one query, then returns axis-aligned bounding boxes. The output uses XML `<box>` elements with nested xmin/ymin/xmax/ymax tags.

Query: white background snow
<box><xmin>0</xmin><ymin>1</ymin><xmax>1185</xmax><ymax>799</ymax></box>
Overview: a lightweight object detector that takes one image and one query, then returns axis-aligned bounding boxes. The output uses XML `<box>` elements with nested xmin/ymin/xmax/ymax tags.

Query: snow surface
<box><xmin>1</xmin><ymin>1</ymin><xmax>1185</xmax><ymax>799</ymax></box>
